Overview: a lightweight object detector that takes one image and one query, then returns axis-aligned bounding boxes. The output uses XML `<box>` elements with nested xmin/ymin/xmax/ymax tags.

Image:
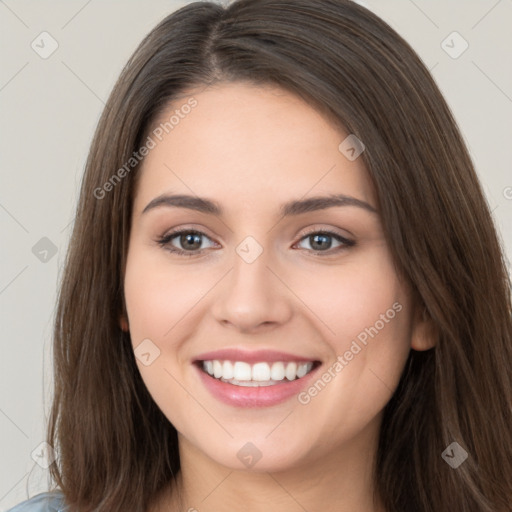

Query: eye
<box><xmin>156</xmin><ymin>229</ymin><xmax>217</xmax><ymax>257</ymax></box>
<box><xmin>156</xmin><ymin>228</ymin><xmax>355</xmax><ymax>258</ymax></box>
<box><xmin>294</xmin><ymin>229</ymin><xmax>355</xmax><ymax>254</ymax></box>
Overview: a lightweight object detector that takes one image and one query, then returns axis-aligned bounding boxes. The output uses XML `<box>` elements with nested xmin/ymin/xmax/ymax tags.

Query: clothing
<box><xmin>5</xmin><ymin>491</ymin><xmax>67</xmax><ymax>512</ymax></box>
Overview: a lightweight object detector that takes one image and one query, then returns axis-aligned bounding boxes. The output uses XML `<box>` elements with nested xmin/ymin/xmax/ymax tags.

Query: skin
<box><xmin>121</xmin><ymin>82</ymin><xmax>435</xmax><ymax>512</ymax></box>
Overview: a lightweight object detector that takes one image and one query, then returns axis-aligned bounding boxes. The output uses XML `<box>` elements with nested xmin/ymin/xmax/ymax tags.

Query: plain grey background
<box><xmin>1</xmin><ymin>0</ymin><xmax>511</xmax><ymax>510</ymax></box>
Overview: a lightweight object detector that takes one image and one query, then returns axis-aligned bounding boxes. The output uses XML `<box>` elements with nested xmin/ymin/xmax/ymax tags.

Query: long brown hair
<box><xmin>47</xmin><ymin>1</ymin><xmax>512</xmax><ymax>510</ymax></box>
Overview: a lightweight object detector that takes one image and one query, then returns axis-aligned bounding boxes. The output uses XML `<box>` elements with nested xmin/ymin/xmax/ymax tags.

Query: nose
<box><xmin>211</xmin><ymin>243</ymin><xmax>293</xmax><ymax>334</ymax></box>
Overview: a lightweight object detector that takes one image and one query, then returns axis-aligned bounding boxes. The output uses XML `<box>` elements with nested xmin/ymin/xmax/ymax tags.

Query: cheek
<box><xmin>123</xmin><ymin>248</ymin><xmax>210</xmax><ymax>427</ymax></box>
<box><xmin>289</xmin><ymin>248</ymin><xmax>413</xmax><ymax>426</ymax></box>
<box><xmin>123</xmin><ymin>248</ymin><xmax>215</xmax><ymax>346</ymax></box>
<box><xmin>292</xmin><ymin>246</ymin><xmax>408</xmax><ymax>348</ymax></box>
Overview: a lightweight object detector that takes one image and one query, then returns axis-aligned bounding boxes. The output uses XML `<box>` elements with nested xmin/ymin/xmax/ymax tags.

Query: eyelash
<box><xmin>156</xmin><ymin>227</ymin><xmax>356</xmax><ymax>257</ymax></box>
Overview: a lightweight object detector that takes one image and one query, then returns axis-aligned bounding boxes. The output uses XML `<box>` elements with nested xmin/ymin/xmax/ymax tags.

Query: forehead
<box><xmin>133</xmin><ymin>82</ymin><xmax>376</xmax><ymax>215</ymax></box>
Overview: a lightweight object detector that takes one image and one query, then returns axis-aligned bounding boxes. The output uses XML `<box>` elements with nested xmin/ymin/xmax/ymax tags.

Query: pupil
<box><xmin>183</xmin><ymin>233</ymin><xmax>201</xmax><ymax>249</ymax></box>
<box><xmin>312</xmin><ymin>234</ymin><xmax>331</xmax><ymax>250</ymax></box>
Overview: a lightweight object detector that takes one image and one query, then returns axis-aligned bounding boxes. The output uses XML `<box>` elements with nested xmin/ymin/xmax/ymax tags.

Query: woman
<box><xmin>8</xmin><ymin>0</ymin><xmax>512</xmax><ymax>511</ymax></box>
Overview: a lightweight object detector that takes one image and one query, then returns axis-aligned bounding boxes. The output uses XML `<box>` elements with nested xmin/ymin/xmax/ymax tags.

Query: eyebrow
<box><xmin>142</xmin><ymin>193</ymin><xmax>378</xmax><ymax>217</ymax></box>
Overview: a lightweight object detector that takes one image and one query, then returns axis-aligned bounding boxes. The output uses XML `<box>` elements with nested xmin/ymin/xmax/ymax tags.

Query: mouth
<box><xmin>196</xmin><ymin>359</ymin><xmax>321</xmax><ymax>387</ymax></box>
<box><xmin>192</xmin><ymin>349</ymin><xmax>322</xmax><ymax>408</ymax></box>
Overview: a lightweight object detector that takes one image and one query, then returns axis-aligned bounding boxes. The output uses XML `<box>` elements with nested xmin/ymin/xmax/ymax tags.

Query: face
<box><xmin>123</xmin><ymin>82</ymin><xmax>430</xmax><ymax>473</ymax></box>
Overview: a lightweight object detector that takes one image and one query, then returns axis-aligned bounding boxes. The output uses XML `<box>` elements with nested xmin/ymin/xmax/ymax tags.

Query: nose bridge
<box><xmin>232</xmin><ymin>234</ymin><xmax>272</xmax><ymax>292</ymax></box>
<box><xmin>211</xmin><ymin>233</ymin><xmax>292</xmax><ymax>331</ymax></box>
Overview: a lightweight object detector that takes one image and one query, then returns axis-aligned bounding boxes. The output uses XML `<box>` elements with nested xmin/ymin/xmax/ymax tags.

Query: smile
<box><xmin>193</xmin><ymin>349</ymin><xmax>322</xmax><ymax>407</ymax></box>
<box><xmin>201</xmin><ymin>360</ymin><xmax>316</xmax><ymax>386</ymax></box>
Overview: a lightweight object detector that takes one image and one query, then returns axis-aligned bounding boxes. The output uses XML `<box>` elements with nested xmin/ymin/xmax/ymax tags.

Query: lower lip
<box><xmin>194</xmin><ymin>363</ymin><xmax>320</xmax><ymax>408</ymax></box>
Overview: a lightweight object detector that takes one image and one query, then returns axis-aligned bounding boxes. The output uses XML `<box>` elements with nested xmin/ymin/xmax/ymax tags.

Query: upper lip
<box><xmin>193</xmin><ymin>348</ymin><xmax>320</xmax><ymax>364</ymax></box>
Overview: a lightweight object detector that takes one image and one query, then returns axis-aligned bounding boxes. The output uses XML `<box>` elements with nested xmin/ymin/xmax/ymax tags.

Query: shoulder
<box><xmin>5</xmin><ymin>491</ymin><xmax>68</xmax><ymax>512</ymax></box>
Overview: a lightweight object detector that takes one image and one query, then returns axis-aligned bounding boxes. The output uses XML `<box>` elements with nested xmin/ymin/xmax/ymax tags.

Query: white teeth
<box><xmin>252</xmin><ymin>362</ymin><xmax>271</xmax><ymax>381</ymax></box>
<box><xmin>222</xmin><ymin>360</ymin><xmax>234</xmax><ymax>380</ymax></box>
<box><xmin>270</xmin><ymin>362</ymin><xmax>285</xmax><ymax>380</ymax></box>
<box><xmin>204</xmin><ymin>360</ymin><xmax>213</xmax><ymax>375</ymax></box>
<box><xmin>201</xmin><ymin>359</ymin><xmax>315</xmax><ymax>384</ymax></box>
<box><xmin>285</xmin><ymin>362</ymin><xmax>297</xmax><ymax>381</ymax></box>
<box><xmin>233</xmin><ymin>361</ymin><xmax>252</xmax><ymax>381</ymax></box>
<box><xmin>213</xmin><ymin>360</ymin><xmax>223</xmax><ymax>378</ymax></box>
<box><xmin>297</xmin><ymin>362</ymin><xmax>309</xmax><ymax>378</ymax></box>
